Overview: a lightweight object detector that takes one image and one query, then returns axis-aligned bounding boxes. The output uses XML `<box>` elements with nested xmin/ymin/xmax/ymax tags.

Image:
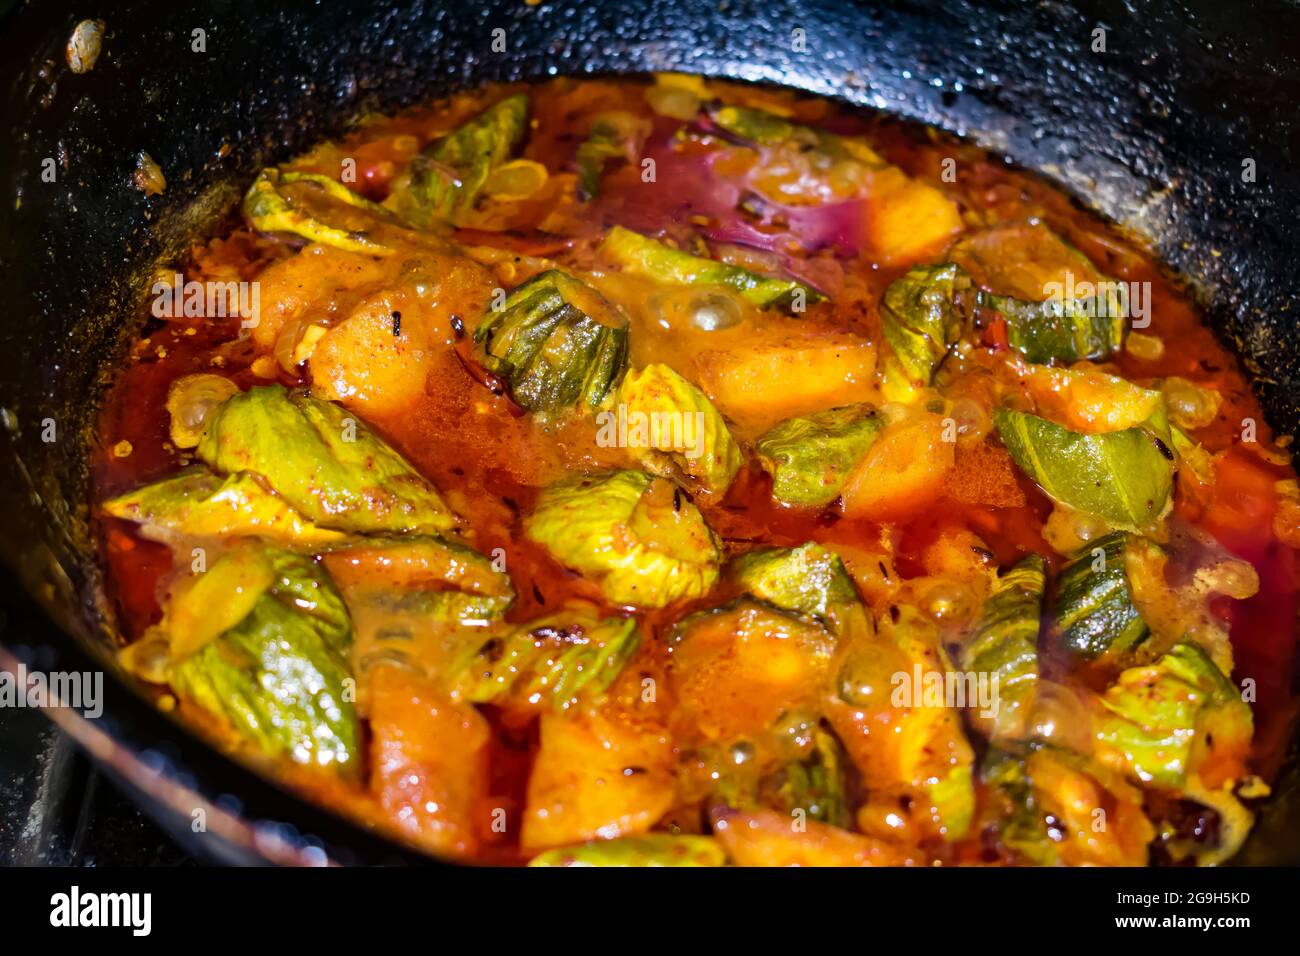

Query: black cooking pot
<box><xmin>1</xmin><ymin>0</ymin><xmax>1298</xmax><ymax>865</ymax></box>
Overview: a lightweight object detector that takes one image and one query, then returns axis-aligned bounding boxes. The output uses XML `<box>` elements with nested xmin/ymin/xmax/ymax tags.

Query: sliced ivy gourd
<box><xmin>1095</xmin><ymin>641</ymin><xmax>1252</xmax><ymax>790</ymax></box>
<box><xmin>475</xmin><ymin>269</ymin><xmax>631</xmax><ymax>415</ymax></box>
<box><xmin>613</xmin><ymin>363</ymin><xmax>742</xmax><ymax>495</ymax></box>
<box><xmin>977</xmin><ymin>290</ymin><xmax>1127</xmax><ymax>364</ymax></box>
<box><xmin>525</xmin><ymin>470</ymin><xmax>721</xmax><ymax>608</ymax></box>
<box><xmin>599</xmin><ymin>226</ymin><xmax>824</xmax><ymax>314</ymax></box>
<box><xmin>730</xmin><ymin>542</ymin><xmax>859</xmax><ymax>624</ymax></box>
<box><xmin>196</xmin><ymin>384</ymin><xmax>460</xmax><ymax>535</ymax></box>
<box><xmin>455</xmin><ymin>606</ymin><xmax>640</xmax><ymax>710</ymax></box>
<box><xmin>243</xmin><ymin>168</ymin><xmax>397</xmax><ymax>255</ymax></box>
<box><xmin>759</xmin><ymin>725</ymin><xmax>852</xmax><ymax>828</ymax></box>
<box><xmin>391</xmin><ymin>93</ymin><xmax>530</xmax><ymax>224</ymax></box>
<box><xmin>102</xmin><ymin>467</ymin><xmax>350</xmax><ymax>550</ymax></box>
<box><xmin>755</xmin><ymin>405</ymin><xmax>883</xmax><ymax>507</ymax></box>
<box><xmin>1048</xmin><ymin>532</ymin><xmax>1151</xmax><ymax>662</ymax></box>
<box><xmin>994</xmin><ymin>408</ymin><xmax>1174</xmax><ymax>532</ymax></box>
<box><xmin>321</xmin><ymin>535</ymin><xmax>516</xmax><ymax>629</ymax></box>
<box><xmin>981</xmin><ymin>743</ymin><xmax>1155</xmax><ymax>866</ymax></box>
<box><xmin>575</xmin><ymin>111</ymin><xmax>646</xmax><ymax>199</ymax></box>
<box><xmin>961</xmin><ymin>553</ymin><xmax>1045</xmax><ymax>742</ymax></box>
<box><xmin>164</xmin><ymin>548</ymin><xmax>359</xmax><ymax>775</ymax></box>
<box><xmin>953</xmin><ymin>223</ymin><xmax>1128</xmax><ymax>364</ymax></box>
<box><xmin>879</xmin><ymin>263</ymin><xmax>967</xmax><ymax>399</ymax></box>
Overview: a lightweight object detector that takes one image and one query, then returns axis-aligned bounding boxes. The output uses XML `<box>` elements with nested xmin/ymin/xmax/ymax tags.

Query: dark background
<box><xmin>0</xmin><ymin>574</ymin><xmax>190</xmax><ymax>866</ymax></box>
<box><xmin>0</xmin><ymin>704</ymin><xmax>191</xmax><ymax>866</ymax></box>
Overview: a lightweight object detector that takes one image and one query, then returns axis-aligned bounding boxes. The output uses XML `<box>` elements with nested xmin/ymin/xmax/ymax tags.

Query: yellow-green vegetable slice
<box><xmin>599</xmin><ymin>225</ymin><xmax>824</xmax><ymax>313</ymax></box>
<box><xmin>475</xmin><ymin>269</ymin><xmax>630</xmax><ymax>414</ymax></box>
<box><xmin>961</xmin><ymin>553</ymin><xmax>1044</xmax><ymax>742</ymax></box>
<box><xmin>614</xmin><ymin>363</ymin><xmax>742</xmax><ymax>495</ymax></box>
<box><xmin>755</xmin><ymin>404</ymin><xmax>882</xmax><ymax>507</ymax></box>
<box><xmin>165</xmin><ymin>549</ymin><xmax>358</xmax><ymax>775</ymax></box>
<box><xmin>528</xmin><ymin>834</ymin><xmax>726</xmax><ymax>867</ymax></box>
<box><xmin>391</xmin><ymin>93</ymin><xmax>530</xmax><ymax>224</ymax></box>
<box><xmin>196</xmin><ymin>385</ymin><xmax>459</xmax><ymax>536</ymax></box>
<box><xmin>525</xmin><ymin>470</ymin><xmax>721</xmax><ymax>608</ymax></box>
<box><xmin>994</xmin><ymin>407</ymin><xmax>1174</xmax><ymax>532</ymax></box>
<box><xmin>455</xmin><ymin>606</ymin><xmax>639</xmax><ymax>710</ymax></box>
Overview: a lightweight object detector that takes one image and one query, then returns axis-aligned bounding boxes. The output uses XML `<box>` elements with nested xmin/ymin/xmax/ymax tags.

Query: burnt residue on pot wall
<box><xmin>0</xmin><ymin>0</ymin><xmax>1298</xmax><ymax>862</ymax></box>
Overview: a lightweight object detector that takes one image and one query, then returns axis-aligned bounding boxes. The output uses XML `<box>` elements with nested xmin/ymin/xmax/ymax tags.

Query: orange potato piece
<box><xmin>310</xmin><ymin>253</ymin><xmax>493</xmax><ymax>415</ymax></box>
<box><xmin>669</xmin><ymin>601</ymin><xmax>834</xmax><ymax>742</ymax></box>
<box><xmin>247</xmin><ymin>243</ymin><xmax>393</xmax><ymax>350</ymax></box>
<box><xmin>522</xmin><ymin>707</ymin><xmax>676</xmax><ymax>850</ymax></box>
<box><xmin>249</xmin><ymin>238</ymin><xmax>494</xmax><ymax>416</ymax></box>
<box><xmin>712</xmin><ymin>808</ymin><xmax>915</xmax><ymax>866</ymax></box>
<box><xmin>310</xmin><ymin>290</ymin><xmax>434</xmax><ymax>414</ymax></box>
<box><xmin>841</xmin><ymin>412</ymin><xmax>955</xmax><ymax>519</ymax></box>
<box><xmin>1019</xmin><ymin>363</ymin><xmax>1161</xmax><ymax>434</ymax></box>
<box><xmin>863</xmin><ymin>168</ymin><xmax>963</xmax><ymax>267</ymax></box>
<box><xmin>368</xmin><ymin>664</ymin><xmax>490</xmax><ymax>859</ymax></box>
<box><xmin>693</xmin><ymin>333</ymin><xmax>876</xmax><ymax>433</ymax></box>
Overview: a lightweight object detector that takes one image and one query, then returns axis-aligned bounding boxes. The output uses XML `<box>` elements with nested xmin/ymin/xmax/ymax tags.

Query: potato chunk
<box><xmin>368</xmin><ymin>664</ymin><xmax>489</xmax><ymax>859</ymax></box>
<box><xmin>713</xmin><ymin>808</ymin><xmax>914</xmax><ymax>866</ymax></box>
<box><xmin>310</xmin><ymin>291</ymin><xmax>434</xmax><ymax>414</ymax></box>
<box><xmin>693</xmin><ymin>332</ymin><xmax>876</xmax><ymax>433</ymax></box>
<box><xmin>522</xmin><ymin>706</ymin><xmax>675</xmax><ymax>850</ymax></box>
<box><xmin>248</xmin><ymin>239</ymin><xmax>494</xmax><ymax>416</ymax></box>
<box><xmin>669</xmin><ymin>600</ymin><xmax>835</xmax><ymax>742</ymax></box>
<box><xmin>840</xmin><ymin>410</ymin><xmax>955</xmax><ymax>519</ymax></box>
<box><xmin>248</xmin><ymin>243</ymin><xmax>392</xmax><ymax>351</ymax></box>
<box><xmin>863</xmin><ymin>167</ymin><xmax>963</xmax><ymax>266</ymax></box>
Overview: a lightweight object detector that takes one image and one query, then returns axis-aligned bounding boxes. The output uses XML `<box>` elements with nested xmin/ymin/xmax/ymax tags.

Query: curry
<box><xmin>94</xmin><ymin>75</ymin><xmax>1300</xmax><ymax>866</ymax></box>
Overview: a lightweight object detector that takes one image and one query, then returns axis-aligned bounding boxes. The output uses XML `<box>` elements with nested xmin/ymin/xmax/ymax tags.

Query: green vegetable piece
<box><xmin>167</xmin><ymin>549</ymin><xmax>358</xmax><ymax>774</ymax></box>
<box><xmin>951</xmin><ymin>224</ymin><xmax>1127</xmax><ymax>363</ymax></box>
<box><xmin>575</xmin><ymin>111</ymin><xmax>644</xmax><ymax>200</ymax></box>
<box><xmin>1096</xmin><ymin>641</ymin><xmax>1252</xmax><ymax>789</ymax></box>
<box><xmin>599</xmin><ymin>225</ymin><xmax>825</xmax><ymax>314</ymax></box>
<box><xmin>706</xmin><ymin>104</ymin><xmax>884</xmax><ymax>167</ymax></box>
<box><xmin>731</xmin><ymin>542</ymin><xmax>859</xmax><ymax>623</ymax></box>
<box><xmin>929</xmin><ymin>764</ymin><xmax>976</xmax><ymax>842</ymax></box>
<box><xmin>323</xmin><ymin>535</ymin><xmax>516</xmax><ymax>628</ymax></box>
<box><xmin>1049</xmin><ymin>532</ymin><xmax>1150</xmax><ymax>661</ymax></box>
<box><xmin>475</xmin><ymin>269</ymin><xmax>630</xmax><ymax>414</ymax></box>
<box><xmin>879</xmin><ymin>263</ymin><xmax>967</xmax><ymax>400</ymax></box>
<box><xmin>708</xmin><ymin>104</ymin><xmax>803</xmax><ymax>146</ymax></box>
<box><xmin>455</xmin><ymin>606</ymin><xmax>639</xmax><ymax>709</ymax></box>
<box><xmin>1169</xmin><ymin>423</ymin><xmax>1216</xmax><ymax>485</ymax></box>
<box><xmin>612</xmin><ymin>363</ymin><xmax>742</xmax><ymax>495</ymax></box>
<box><xmin>994</xmin><ymin>408</ymin><xmax>1174</xmax><ymax>532</ymax></box>
<box><xmin>396</xmin><ymin>93</ymin><xmax>530</xmax><ymax>224</ymax></box>
<box><xmin>755</xmin><ymin>404</ymin><xmax>883</xmax><ymax>506</ymax></box>
<box><xmin>981</xmin><ymin>747</ymin><xmax>1061</xmax><ymax>866</ymax></box>
<box><xmin>962</xmin><ymin>554</ymin><xmax>1045</xmax><ymax>742</ymax></box>
<box><xmin>762</xmin><ymin>726</ymin><xmax>852</xmax><ymax>828</ymax></box>
<box><xmin>525</xmin><ymin>470</ymin><xmax>722</xmax><ymax>609</ymax></box>
<box><xmin>528</xmin><ymin>834</ymin><xmax>726</xmax><ymax>867</ymax></box>
<box><xmin>196</xmin><ymin>385</ymin><xmax>459</xmax><ymax>536</ymax></box>
<box><xmin>982</xmin><ymin>743</ymin><xmax>1156</xmax><ymax>866</ymax></box>
<box><xmin>242</xmin><ymin>168</ymin><xmax>395</xmax><ymax>255</ymax></box>
<box><xmin>977</xmin><ymin>290</ymin><xmax>1127</xmax><ymax>365</ymax></box>
<box><xmin>102</xmin><ymin>467</ymin><xmax>350</xmax><ymax>549</ymax></box>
